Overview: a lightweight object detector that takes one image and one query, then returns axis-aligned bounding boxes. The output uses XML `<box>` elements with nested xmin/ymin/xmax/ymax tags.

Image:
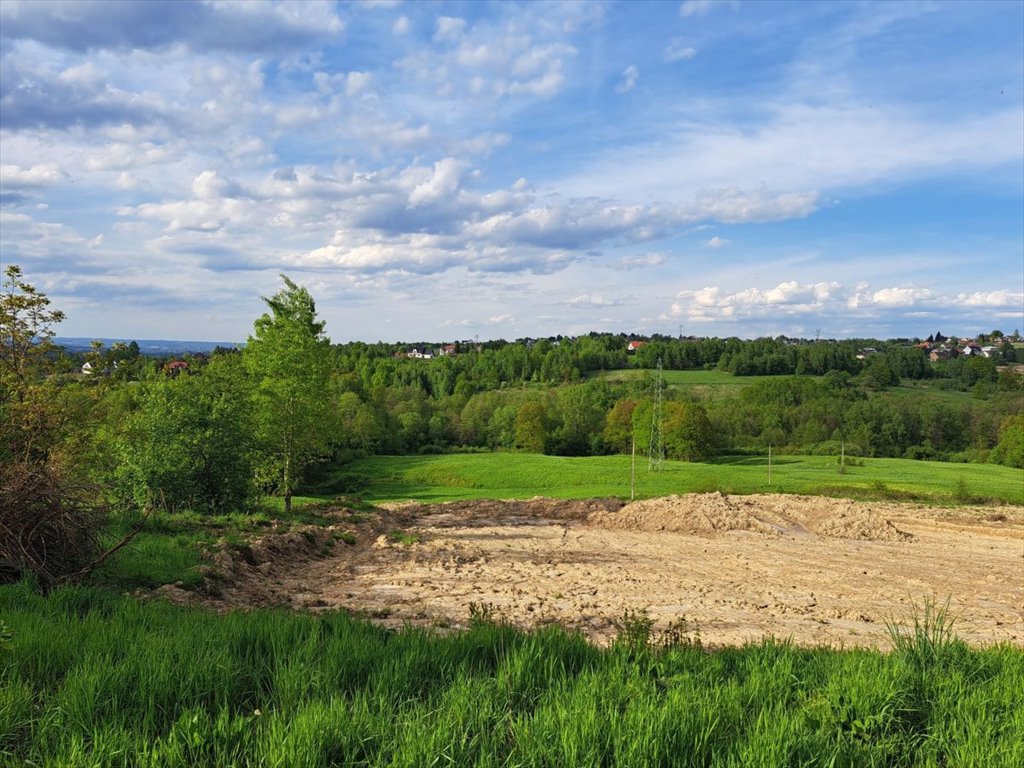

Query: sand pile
<box><xmin>587</xmin><ymin>493</ymin><xmax>912</xmax><ymax>542</ymax></box>
<box><xmin>731</xmin><ymin>494</ymin><xmax>913</xmax><ymax>542</ymax></box>
<box><xmin>589</xmin><ymin>492</ymin><xmax>780</xmax><ymax>535</ymax></box>
<box><xmin>809</xmin><ymin>507</ymin><xmax>912</xmax><ymax>542</ymax></box>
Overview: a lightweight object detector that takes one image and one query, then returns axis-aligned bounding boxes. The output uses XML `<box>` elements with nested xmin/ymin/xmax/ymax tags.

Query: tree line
<box><xmin>4</xmin><ymin>266</ymin><xmax>1023</xmax><ymax>552</ymax></box>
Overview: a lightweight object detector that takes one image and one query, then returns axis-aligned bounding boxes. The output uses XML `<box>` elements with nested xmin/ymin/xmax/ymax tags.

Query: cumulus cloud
<box><xmin>847</xmin><ymin>284</ymin><xmax>936</xmax><ymax>309</ymax></box>
<box><xmin>0</xmin><ymin>163</ymin><xmax>63</xmax><ymax>187</ymax></box>
<box><xmin>0</xmin><ymin>0</ymin><xmax>344</xmax><ymax>54</ymax></box>
<box><xmin>953</xmin><ymin>291</ymin><xmax>1023</xmax><ymax>308</ymax></box>
<box><xmin>689</xmin><ymin>187</ymin><xmax>820</xmax><ymax>223</ymax></box>
<box><xmin>407</xmin><ymin>158</ymin><xmax>466</xmax><ymax>206</ymax></box>
<box><xmin>0</xmin><ymin>54</ymin><xmax>169</xmax><ymax>131</ymax></box>
<box><xmin>664</xmin><ymin>279</ymin><xmax>1018</xmax><ymax>332</ymax></box>
<box><xmin>615</xmin><ymin>65</ymin><xmax>639</xmax><ymax>94</ymax></box>
<box><xmin>396</xmin><ymin>10</ymin><xmax>579</xmax><ymax>103</ymax></box>
<box><xmin>703</xmin><ymin>236</ymin><xmax>728</xmax><ymax>248</ymax></box>
<box><xmin>671</xmin><ymin>280</ymin><xmax>842</xmax><ymax>320</ymax></box>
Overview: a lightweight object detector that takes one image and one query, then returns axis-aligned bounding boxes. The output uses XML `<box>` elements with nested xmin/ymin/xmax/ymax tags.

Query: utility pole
<box><xmin>648</xmin><ymin>358</ymin><xmax>663</xmax><ymax>471</ymax></box>
<box><xmin>630</xmin><ymin>434</ymin><xmax>636</xmax><ymax>501</ymax></box>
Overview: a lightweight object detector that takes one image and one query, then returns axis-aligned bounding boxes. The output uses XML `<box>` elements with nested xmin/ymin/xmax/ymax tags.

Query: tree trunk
<box><xmin>283</xmin><ymin>451</ymin><xmax>292</xmax><ymax>513</ymax></box>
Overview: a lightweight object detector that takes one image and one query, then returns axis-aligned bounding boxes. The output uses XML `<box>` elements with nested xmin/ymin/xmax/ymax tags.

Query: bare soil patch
<box><xmin>179</xmin><ymin>494</ymin><xmax>1024</xmax><ymax>648</ymax></box>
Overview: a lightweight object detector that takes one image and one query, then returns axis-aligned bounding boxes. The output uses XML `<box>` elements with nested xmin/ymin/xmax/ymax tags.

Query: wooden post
<box><xmin>768</xmin><ymin>444</ymin><xmax>772</xmax><ymax>486</ymax></box>
<box><xmin>841</xmin><ymin>441</ymin><xmax>845</xmax><ymax>470</ymax></box>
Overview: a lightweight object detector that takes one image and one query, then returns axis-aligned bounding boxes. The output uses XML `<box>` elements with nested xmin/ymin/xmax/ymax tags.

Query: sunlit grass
<box><xmin>327</xmin><ymin>452</ymin><xmax>1024</xmax><ymax>505</ymax></box>
<box><xmin>2</xmin><ymin>584</ymin><xmax>1021</xmax><ymax>767</ymax></box>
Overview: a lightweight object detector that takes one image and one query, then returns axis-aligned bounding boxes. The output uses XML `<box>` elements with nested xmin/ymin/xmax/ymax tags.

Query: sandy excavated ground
<box><xmin>226</xmin><ymin>493</ymin><xmax>1023</xmax><ymax>648</ymax></box>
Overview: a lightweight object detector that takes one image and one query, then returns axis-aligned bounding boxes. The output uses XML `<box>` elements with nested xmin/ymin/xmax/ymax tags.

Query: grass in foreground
<box><xmin>2</xmin><ymin>583</ymin><xmax>1022</xmax><ymax>767</ymax></box>
<box><xmin>314</xmin><ymin>452</ymin><xmax>1024</xmax><ymax>506</ymax></box>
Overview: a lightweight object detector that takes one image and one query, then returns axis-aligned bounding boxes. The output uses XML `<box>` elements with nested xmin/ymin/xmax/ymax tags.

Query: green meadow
<box><xmin>3</xmin><ymin>583</ymin><xmax>1023</xmax><ymax>767</ymax></box>
<box><xmin>592</xmin><ymin>368</ymin><xmax>789</xmax><ymax>390</ymax></box>
<box><xmin>312</xmin><ymin>452</ymin><xmax>1024</xmax><ymax>506</ymax></box>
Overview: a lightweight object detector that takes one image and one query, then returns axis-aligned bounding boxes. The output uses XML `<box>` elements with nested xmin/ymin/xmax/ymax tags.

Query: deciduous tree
<box><xmin>243</xmin><ymin>276</ymin><xmax>334</xmax><ymax>512</ymax></box>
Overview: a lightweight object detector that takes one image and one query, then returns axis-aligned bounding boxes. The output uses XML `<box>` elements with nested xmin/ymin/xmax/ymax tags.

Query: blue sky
<box><xmin>1</xmin><ymin>0</ymin><xmax>1021</xmax><ymax>342</ymax></box>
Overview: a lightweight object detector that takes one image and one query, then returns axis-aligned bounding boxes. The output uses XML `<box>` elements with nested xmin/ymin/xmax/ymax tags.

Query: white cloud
<box><xmin>345</xmin><ymin>71</ymin><xmax>373</xmax><ymax>97</ymax></box>
<box><xmin>847</xmin><ymin>285</ymin><xmax>936</xmax><ymax>309</ymax></box>
<box><xmin>0</xmin><ymin>163</ymin><xmax>63</xmax><ymax>187</ymax></box>
<box><xmin>668</xmin><ymin>280</ymin><xmax>994</xmax><ymax>329</ymax></box>
<box><xmin>663</xmin><ymin>39</ymin><xmax>696</xmax><ymax>62</ymax></box>
<box><xmin>84</xmin><ymin>142</ymin><xmax>179</xmax><ymax>172</ymax></box>
<box><xmin>617</xmin><ymin>252</ymin><xmax>666</xmax><ymax>270</ymax></box>
<box><xmin>671</xmin><ymin>280</ymin><xmax>842</xmax><ymax>319</ymax></box>
<box><xmin>396</xmin><ymin>14</ymin><xmax>578</xmax><ymax>104</ymax></box>
<box><xmin>679</xmin><ymin>1</ymin><xmax>736</xmax><ymax>18</ymax></box>
<box><xmin>615</xmin><ymin>65</ymin><xmax>639</xmax><ymax>94</ymax></box>
<box><xmin>568</xmin><ymin>294</ymin><xmax>627</xmax><ymax>308</ymax></box>
<box><xmin>434</xmin><ymin>16</ymin><xmax>466</xmax><ymax>43</ymax></box>
<box><xmin>703</xmin><ymin>236</ymin><xmax>728</xmax><ymax>248</ymax></box>
<box><xmin>955</xmin><ymin>291</ymin><xmax>1024</xmax><ymax>308</ymax></box>
<box><xmin>689</xmin><ymin>187</ymin><xmax>820</xmax><ymax>223</ymax></box>
<box><xmin>392</xmin><ymin>15</ymin><xmax>410</xmax><ymax>35</ymax></box>
<box><xmin>407</xmin><ymin>158</ymin><xmax>466</xmax><ymax>206</ymax></box>
<box><xmin>555</xmin><ymin>104</ymin><xmax>1023</xmax><ymax>208</ymax></box>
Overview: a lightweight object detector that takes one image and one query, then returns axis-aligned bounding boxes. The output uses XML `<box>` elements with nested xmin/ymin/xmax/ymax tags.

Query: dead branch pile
<box><xmin>0</xmin><ymin>460</ymin><xmax>108</xmax><ymax>588</ymax></box>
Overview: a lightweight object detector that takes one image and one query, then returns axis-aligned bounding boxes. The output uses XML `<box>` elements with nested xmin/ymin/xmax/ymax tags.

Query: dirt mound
<box><xmin>586</xmin><ymin>493</ymin><xmax>913</xmax><ymax>542</ymax></box>
<box><xmin>590</xmin><ymin>492</ymin><xmax>779</xmax><ymax>535</ymax></box>
<box><xmin>814</xmin><ymin>512</ymin><xmax>911</xmax><ymax>541</ymax></box>
<box><xmin>730</xmin><ymin>494</ymin><xmax>913</xmax><ymax>542</ymax></box>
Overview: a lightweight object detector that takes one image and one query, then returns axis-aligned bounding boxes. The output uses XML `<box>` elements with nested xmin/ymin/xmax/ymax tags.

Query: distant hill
<box><xmin>55</xmin><ymin>337</ymin><xmax>242</xmax><ymax>356</ymax></box>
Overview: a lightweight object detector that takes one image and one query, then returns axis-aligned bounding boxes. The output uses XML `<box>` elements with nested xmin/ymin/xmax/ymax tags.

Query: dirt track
<box><xmin>223</xmin><ymin>494</ymin><xmax>1024</xmax><ymax>648</ymax></box>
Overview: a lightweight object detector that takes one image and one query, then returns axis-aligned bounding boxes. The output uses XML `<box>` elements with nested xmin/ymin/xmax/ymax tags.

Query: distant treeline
<box><xmin>59</xmin><ymin>332</ymin><xmax>1024</xmax><ymax>477</ymax></box>
<box><xmin>324</xmin><ymin>333</ymin><xmax>1024</xmax><ymax>397</ymax></box>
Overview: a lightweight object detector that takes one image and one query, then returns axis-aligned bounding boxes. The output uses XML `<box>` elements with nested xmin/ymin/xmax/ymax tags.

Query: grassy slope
<box><xmin>593</xmin><ymin>368</ymin><xmax>789</xmax><ymax>390</ymax></box>
<box><xmin>324</xmin><ymin>452</ymin><xmax>1024</xmax><ymax>506</ymax></box>
<box><xmin>3</xmin><ymin>584</ymin><xmax>1022</xmax><ymax>767</ymax></box>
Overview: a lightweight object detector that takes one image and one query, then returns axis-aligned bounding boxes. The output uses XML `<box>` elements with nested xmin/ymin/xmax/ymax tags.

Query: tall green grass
<box><xmin>319</xmin><ymin>452</ymin><xmax>1024</xmax><ymax>505</ymax></box>
<box><xmin>2</xmin><ymin>584</ymin><xmax>1022</xmax><ymax>766</ymax></box>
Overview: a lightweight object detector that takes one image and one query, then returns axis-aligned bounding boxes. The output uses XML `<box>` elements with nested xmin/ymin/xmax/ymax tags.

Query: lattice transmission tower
<box><xmin>648</xmin><ymin>358</ymin><xmax>664</xmax><ymax>471</ymax></box>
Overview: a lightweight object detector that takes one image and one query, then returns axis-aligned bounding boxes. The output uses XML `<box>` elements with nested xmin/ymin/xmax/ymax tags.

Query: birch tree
<box><xmin>244</xmin><ymin>276</ymin><xmax>334</xmax><ymax>512</ymax></box>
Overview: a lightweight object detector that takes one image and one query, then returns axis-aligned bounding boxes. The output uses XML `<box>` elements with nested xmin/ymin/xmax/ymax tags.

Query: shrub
<box><xmin>0</xmin><ymin>461</ymin><xmax>107</xmax><ymax>588</ymax></box>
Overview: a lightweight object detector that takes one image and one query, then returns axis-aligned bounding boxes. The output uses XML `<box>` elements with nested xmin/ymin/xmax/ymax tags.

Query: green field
<box><xmin>592</xmin><ymin>368</ymin><xmax>788</xmax><ymax>390</ymax></box>
<box><xmin>3</xmin><ymin>583</ymin><xmax>1022</xmax><ymax>767</ymax></box>
<box><xmin>319</xmin><ymin>452</ymin><xmax>1024</xmax><ymax>506</ymax></box>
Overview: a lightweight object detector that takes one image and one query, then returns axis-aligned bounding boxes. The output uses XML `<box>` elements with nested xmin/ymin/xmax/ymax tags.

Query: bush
<box><xmin>113</xmin><ymin>359</ymin><xmax>256</xmax><ymax>514</ymax></box>
<box><xmin>0</xmin><ymin>461</ymin><xmax>107</xmax><ymax>588</ymax></box>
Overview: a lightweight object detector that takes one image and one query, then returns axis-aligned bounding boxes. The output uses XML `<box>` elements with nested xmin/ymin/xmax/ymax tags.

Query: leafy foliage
<box><xmin>113</xmin><ymin>356</ymin><xmax>257</xmax><ymax>513</ymax></box>
<box><xmin>244</xmin><ymin>276</ymin><xmax>335</xmax><ymax>512</ymax></box>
